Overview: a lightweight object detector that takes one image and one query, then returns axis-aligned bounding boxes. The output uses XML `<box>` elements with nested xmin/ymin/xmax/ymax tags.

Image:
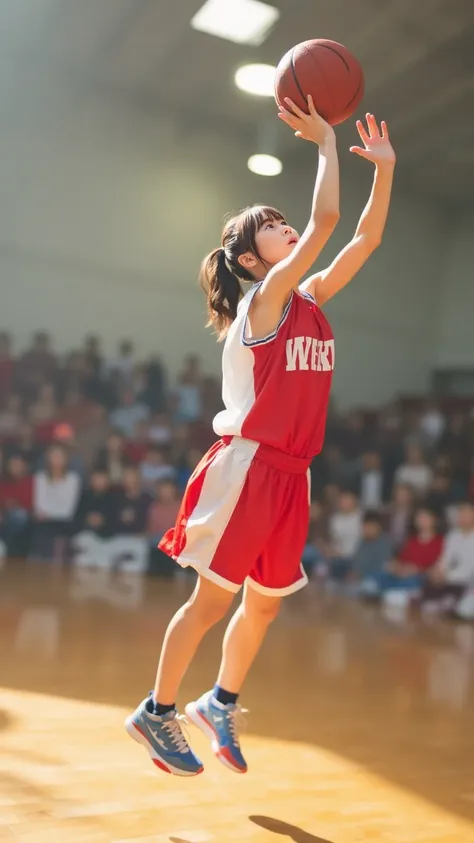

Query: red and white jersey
<box><xmin>213</xmin><ymin>283</ymin><xmax>335</xmax><ymax>459</ymax></box>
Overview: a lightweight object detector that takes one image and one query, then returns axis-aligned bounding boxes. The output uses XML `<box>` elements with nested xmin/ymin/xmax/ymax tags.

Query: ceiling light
<box><xmin>247</xmin><ymin>154</ymin><xmax>282</xmax><ymax>176</ymax></box>
<box><xmin>191</xmin><ymin>0</ymin><xmax>279</xmax><ymax>46</ymax></box>
<box><xmin>235</xmin><ymin>63</ymin><xmax>276</xmax><ymax>96</ymax></box>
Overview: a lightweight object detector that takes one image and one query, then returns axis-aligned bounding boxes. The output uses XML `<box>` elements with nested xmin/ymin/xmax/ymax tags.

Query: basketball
<box><xmin>274</xmin><ymin>39</ymin><xmax>365</xmax><ymax>126</ymax></box>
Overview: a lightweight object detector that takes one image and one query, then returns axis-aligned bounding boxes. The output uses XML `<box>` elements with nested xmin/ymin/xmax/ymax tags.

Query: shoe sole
<box><xmin>125</xmin><ymin>717</ymin><xmax>203</xmax><ymax>777</ymax></box>
<box><xmin>184</xmin><ymin>702</ymin><xmax>247</xmax><ymax>774</ymax></box>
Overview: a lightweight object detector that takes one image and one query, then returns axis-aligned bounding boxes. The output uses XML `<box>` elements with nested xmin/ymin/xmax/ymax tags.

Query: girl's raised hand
<box><xmin>350</xmin><ymin>115</ymin><xmax>396</xmax><ymax>167</ymax></box>
<box><xmin>278</xmin><ymin>95</ymin><xmax>335</xmax><ymax>145</ymax></box>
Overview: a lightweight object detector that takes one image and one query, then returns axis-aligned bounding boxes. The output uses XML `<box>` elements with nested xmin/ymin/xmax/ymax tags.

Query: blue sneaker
<box><xmin>185</xmin><ymin>691</ymin><xmax>247</xmax><ymax>774</ymax></box>
<box><xmin>125</xmin><ymin>696</ymin><xmax>204</xmax><ymax>776</ymax></box>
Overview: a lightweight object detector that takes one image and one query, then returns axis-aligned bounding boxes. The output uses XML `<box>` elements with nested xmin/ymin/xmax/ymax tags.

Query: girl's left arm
<box><xmin>301</xmin><ymin>114</ymin><xmax>396</xmax><ymax>306</ymax></box>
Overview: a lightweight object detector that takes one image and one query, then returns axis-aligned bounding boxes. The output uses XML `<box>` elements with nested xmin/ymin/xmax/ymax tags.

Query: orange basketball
<box><xmin>275</xmin><ymin>39</ymin><xmax>365</xmax><ymax>126</ymax></box>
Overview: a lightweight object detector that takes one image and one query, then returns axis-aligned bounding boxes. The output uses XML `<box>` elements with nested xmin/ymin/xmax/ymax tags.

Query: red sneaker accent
<box><xmin>152</xmin><ymin>757</ymin><xmax>172</xmax><ymax>774</ymax></box>
<box><xmin>134</xmin><ymin>723</ymin><xmax>147</xmax><ymax>739</ymax></box>
<box><xmin>218</xmin><ymin>745</ymin><xmax>247</xmax><ymax>773</ymax></box>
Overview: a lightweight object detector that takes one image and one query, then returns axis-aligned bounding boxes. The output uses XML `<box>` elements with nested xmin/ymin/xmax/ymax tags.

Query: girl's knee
<box><xmin>186</xmin><ymin>578</ymin><xmax>234</xmax><ymax>626</ymax></box>
<box><xmin>243</xmin><ymin>589</ymin><xmax>282</xmax><ymax>624</ymax></box>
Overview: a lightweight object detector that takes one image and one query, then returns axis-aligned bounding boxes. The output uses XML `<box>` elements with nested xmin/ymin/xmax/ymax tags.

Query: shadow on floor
<box><xmin>249</xmin><ymin>815</ymin><xmax>335</xmax><ymax>842</ymax></box>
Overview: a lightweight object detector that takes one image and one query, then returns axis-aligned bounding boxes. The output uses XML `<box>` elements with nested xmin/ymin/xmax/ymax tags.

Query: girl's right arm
<box><xmin>256</xmin><ymin>97</ymin><xmax>340</xmax><ymax>314</ymax></box>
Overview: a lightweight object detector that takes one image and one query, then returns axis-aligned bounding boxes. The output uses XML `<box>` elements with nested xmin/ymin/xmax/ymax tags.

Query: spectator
<box><xmin>371</xmin><ymin>507</ymin><xmax>443</xmax><ymax>597</ymax></box>
<box><xmin>385</xmin><ymin>482</ymin><xmax>416</xmax><ymax>551</ymax></box>
<box><xmin>147</xmin><ymin>480</ymin><xmax>181</xmax><ymax>544</ymax></box>
<box><xmin>319</xmin><ymin>444</ymin><xmax>351</xmax><ymax>490</ymax></box>
<box><xmin>18</xmin><ymin>331</ymin><xmax>57</xmax><ymax>395</ymax></box>
<box><xmin>110</xmin><ymin>466</ymin><xmax>152</xmax><ymax>572</ymax></box>
<box><xmin>328</xmin><ymin>489</ymin><xmax>362</xmax><ymax>580</ymax></box>
<box><xmin>439</xmin><ymin>413</ymin><xmax>470</xmax><ymax>457</ymax></box>
<box><xmin>396</xmin><ymin>506</ymin><xmax>443</xmax><ymax>572</ymax></box>
<box><xmin>29</xmin><ymin>383</ymin><xmax>58</xmax><ymax>425</ymax></box>
<box><xmin>4</xmin><ymin>422</ymin><xmax>41</xmax><ymax>471</ymax></box>
<box><xmin>113</xmin><ymin>466</ymin><xmax>151</xmax><ymax>536</ymax></box>
<box><xmin>425</xmin><ymin>472</ymin><xmax>455</xmax><ymax>516</ymax></box>
<box><xmin>0</xmin><ymin>394</ymin><xmax>23</xmax><ymax>436</ymax></box>
<box><xmin>353</xmin><ymin>511</ymin><xmax>392</xmax><ymax>591</ymax></box>
<box><xmin>423</xmin><ymin>502</ymin><xmax>474</xmax><ymax>609</ymax></box>
<box><xmin>141</xmin><ymin>356</ymin><xmax>167</xmax><ymax>413</ymax></box>
<box><xmin>419</xmin><ymin>400</ymin><xmax>445</xmax><ymax>448</ymax></box>
<box><xmin>32</xmin><ymin>444</ymin><xmax>81</xmax><ymax>560</ymax></box>
<box><xmin>95</xmin><ymin>430</ymin><xmax>129</xmax><ymax>485</ymax></box>
<box><xmin>37</xmin><ymin>423</ymin><xmax>86</xmax><ymax>480</ymax></box>
<box><xmin>176</xmin><ymin>447</ymin><xmax>203</xmax><ymax>491</ymax></box>
<box><xmin>357</xmin><ymin>450</ymin><xmax>385</xmax><ymax>511</ymax></box>
<box><xmin>110</xmin><ymin>389</ymin><xmax>149</xmax><ymax>438</ymax></box>
<box><xmin>0</xmin><ymin>454</ymin><xmax>33</xmax><ymax>556</ymax></box>
<box><xmin>147</xmin><ymin>480</ymin><xmax>181</xmax><ymax>577</ymax></box>
<box><xmin>0</xmin><ymin>331</ymin><xmax>14</xmax><ymax>401</ymax></box>
<box><xmin>72</xmin><ymin>469</ymin><xmax>118</xmax><ymax>569</ymax></box>
<box><xmin>148</xmin><ymin>412</ymin><xmax>173</xmax><ymax>447</ymax></box>
<box><xmin>82</xmin><ymin>358</ymin><xmax>112</xmax><ymax>408</ymax></box>
<box><xmin>170</xmin><ymin>422</ymin><xmax>192</xmax><ymax>466</ymax></box>
<box><xmin>56</xmin><ymin>385</ymin><xmax>95</xmax><ymax>429</ymax></box>
<box><xmin>107</xmin><ymin>340</ymin><xmax>135</xmax><ymax>386</ymax></box>
<box><xmin>342</xmin><ymin>411</ymin><xmax>371</xmax><ymax>462</ymax></box>
<box><xmin>74</xmin><ymin>467</ymin><xmax>115</xmax><ymax>536</ymax></box>
<box><xmin>302</xmin><ymin>500</ymin><xmax>330</xmax><ymax>575</ymax></box>
<box><xmin>175</xmin><ymin>354</ymin><xmax>203</xmax><ymax>422</ymax></box>
<box><xmin>322</xmin><ymin>482</ymin><xmax>340</xmax><ymax>513</ymax></box>
<box><xmin>125</xmin><ymin>420</ymin><xmax>150</xmax><ymax>464</ymax></box>
<box><xmin>58</xmin><ymin>352</ymin><xmax>87</xmax><ymax>398</ymax></box>
<box><xmin>83</xmin><ymin>335</ymin><xmax>103</xmax><ymax>375</ymax></box>
<box><xmin>394</xmin><ymin>443</ymin><xmax>433</xmax><ymax>498</ymax></box>
<box><xmin>140</xmin><ymin>445</ymin><xmax>176</xmax><ymax>491</ymax></box>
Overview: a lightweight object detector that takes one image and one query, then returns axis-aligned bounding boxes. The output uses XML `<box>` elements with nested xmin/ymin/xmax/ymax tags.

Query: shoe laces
<box><xmin>223</xmin><ymin>705</ymin><xmax>248</xmax><ymax>748</ymax></box>
<box><xmin>162</xmin><ymin>713</ymin><xmax>191</xmax><ymax>754</ymax></box>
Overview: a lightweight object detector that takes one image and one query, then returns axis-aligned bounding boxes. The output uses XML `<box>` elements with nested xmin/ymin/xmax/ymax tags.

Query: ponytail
<box><xmin>199</xmin><ymin>247</ymin><xmax>243</xmax><ymax>341</ymax></box>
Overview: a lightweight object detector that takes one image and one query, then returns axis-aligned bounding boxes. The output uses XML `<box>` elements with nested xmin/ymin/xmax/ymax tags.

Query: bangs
<box><xmin>243</xmin><ymin>205</ymin><xmax>285</xmax><ymax>232</ymax></box>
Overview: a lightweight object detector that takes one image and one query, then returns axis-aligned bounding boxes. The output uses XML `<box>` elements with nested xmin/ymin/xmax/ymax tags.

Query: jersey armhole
<box><xmin>300</xmin><ymin>289</ymin><xmax>317</xmax><ymax>304</ymax></box>
<box><xmin>241</xmin><ymin>287</ymin><xmax>294</xmax><ymax>348</ymax></box>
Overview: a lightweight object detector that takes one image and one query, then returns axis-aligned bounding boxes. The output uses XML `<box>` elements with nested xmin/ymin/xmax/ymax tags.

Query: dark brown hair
<box><xmin>199</xmin><ymin>205</ymin><xmax>284</xmax><ymax>341</ymax></box>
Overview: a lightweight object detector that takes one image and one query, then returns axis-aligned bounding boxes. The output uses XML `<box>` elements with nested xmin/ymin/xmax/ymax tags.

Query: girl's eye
<box><xmin>265</xmin><ymin>223</ymin><xmax>274</xmax><ymax>230</ymax></box>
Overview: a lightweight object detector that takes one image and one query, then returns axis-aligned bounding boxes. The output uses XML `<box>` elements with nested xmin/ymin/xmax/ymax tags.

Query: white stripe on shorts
<box><xmin>175</xmin><ymin>437</ymin><xmax>259</xmax><ymax>591</ymax></box>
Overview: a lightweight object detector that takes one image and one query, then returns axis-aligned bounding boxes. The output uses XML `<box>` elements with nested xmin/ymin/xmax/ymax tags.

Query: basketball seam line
<box><xmin>343</xmin><ymin>71</ymin><xmax>364</xmax><ymax>112</ymax></box>
<box><xmin>290</xmin><ymin>48</ymin><xmax>307</xmax><ymax>107</ymax></box>
<box><xmin>317</xmin><ymin>43</ymin><xmax>350</xmax><ymax>72</ymax></box>
<box><xmin>314</xmin><ymin>45</ymin><xmax>363</xmax><ymax>119</ymax></box>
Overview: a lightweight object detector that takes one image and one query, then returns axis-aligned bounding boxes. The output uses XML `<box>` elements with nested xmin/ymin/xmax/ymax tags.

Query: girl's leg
<box><xmin>184</xmin><ymin>585</ymin><xmax>281</xmax><ymax>774</ymax></box>
<box><xmin>216</xmin><ymin>584</ymin><xmax>281</xmax><ymax>693</ymax></box>
<box><xmin>153</xmin><ymin>575</ymin><xmax>235</xmax><ymax>706</ymax></box>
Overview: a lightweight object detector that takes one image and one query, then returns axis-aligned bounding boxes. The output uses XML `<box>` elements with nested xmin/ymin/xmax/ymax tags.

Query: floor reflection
<box><xmin>1</xmin><ymin>559</ymin><xmax>474</xmax><ymax>836</ymax></box>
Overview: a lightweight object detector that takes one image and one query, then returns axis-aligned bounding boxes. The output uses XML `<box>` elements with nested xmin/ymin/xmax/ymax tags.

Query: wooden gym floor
<box><xmin>1</xmin><ymin>561</ymin><xmax>474</xmax><ymax>843</ymax></box>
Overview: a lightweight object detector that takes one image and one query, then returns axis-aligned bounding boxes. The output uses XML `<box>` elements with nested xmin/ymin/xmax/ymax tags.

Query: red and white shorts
<box><xmin>159</xmin><ymin>436</ymin><xmax>311</xmax><ymax>596</ymax></box>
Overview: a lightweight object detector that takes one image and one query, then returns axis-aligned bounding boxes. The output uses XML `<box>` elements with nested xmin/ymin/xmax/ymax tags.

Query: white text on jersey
<box><xmin>285</xmin><ymin>337</ymin><xmax>335</xmax><ymax>372</ymax></box>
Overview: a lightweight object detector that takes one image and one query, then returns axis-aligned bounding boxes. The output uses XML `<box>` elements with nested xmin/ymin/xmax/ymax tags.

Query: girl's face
<box><xmin>251</xmin><ymin>217</ymin><xmax>299</xmax><ymax>273</ymax></box>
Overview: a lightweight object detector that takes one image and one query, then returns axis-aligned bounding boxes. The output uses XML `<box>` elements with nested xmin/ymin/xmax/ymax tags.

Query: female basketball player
<box><xmin>127</xmin><ymin>96</ymin><xmax>395</xmax><ymax>776</ymax></box>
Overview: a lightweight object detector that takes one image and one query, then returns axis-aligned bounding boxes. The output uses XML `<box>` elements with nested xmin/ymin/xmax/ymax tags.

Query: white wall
<box><xmin>1</xmin><ymin>90</ymin><xmax>447</xmax><ymax>406</ymax></box>
<box><xmin>435</xmin><ymin>208</ymin><xmax>474</xmax><ymax>368</ymax></box>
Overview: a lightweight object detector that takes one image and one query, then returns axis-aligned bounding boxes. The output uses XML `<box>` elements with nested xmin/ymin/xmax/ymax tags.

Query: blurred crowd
<box><xmin>307</xmin><ymin>399</ymin><xmax>474</xmax><ymax>619</ymax></box>
<box><xmin>1</xmin><ymin>329</ymin><xmax>474</xmax><ymax>619</ymax></box>
<box><xmin>0</xmin><ymin>330</ymin><xmax>220</xmax><ymax>574</ymax></box>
